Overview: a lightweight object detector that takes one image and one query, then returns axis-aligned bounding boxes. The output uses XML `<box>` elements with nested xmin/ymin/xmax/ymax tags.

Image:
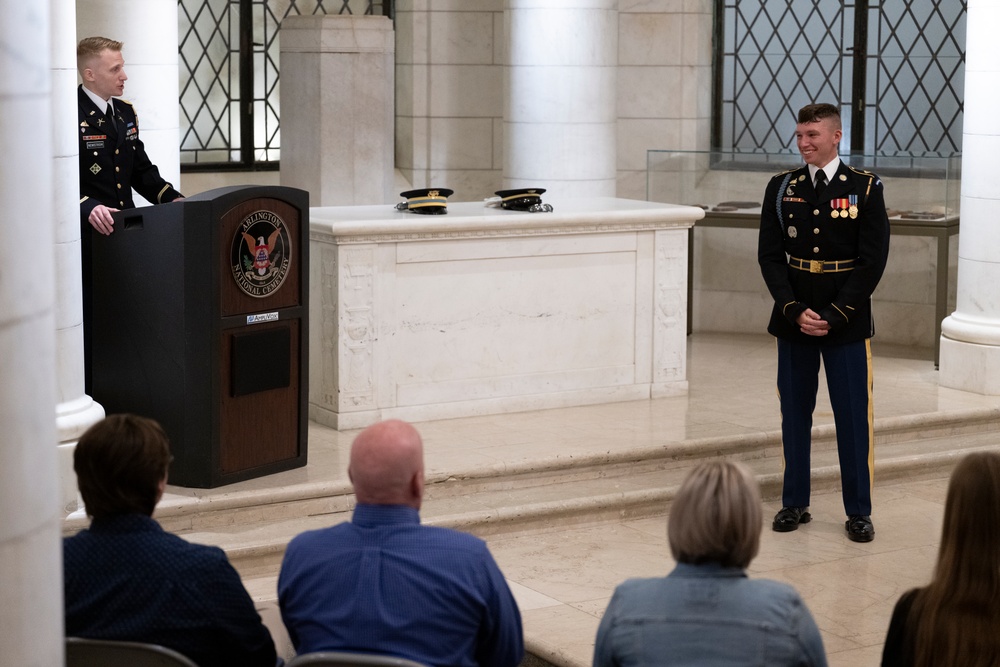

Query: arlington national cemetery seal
<box><xmin>231</xmin><ymin>209</ymin><xmax>292</xmax><ymax>298</ymax></box>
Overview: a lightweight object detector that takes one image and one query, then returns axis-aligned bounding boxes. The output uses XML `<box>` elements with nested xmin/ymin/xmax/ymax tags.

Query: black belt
<box><xmin>788</xmin><ymin>256</ymin><xmax>856</xmax><ymax>274</ymax></box>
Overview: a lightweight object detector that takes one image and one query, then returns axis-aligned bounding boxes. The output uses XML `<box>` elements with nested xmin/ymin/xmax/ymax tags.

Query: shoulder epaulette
<box><xmin>117</xmin><ymin>97</ymin><xmax>135</xmax><ymax>107</ymax></box>
<box><xmin>846</xmin><ymin>165</ymin><xmax>875</xmax><ymax>177</ymax></box>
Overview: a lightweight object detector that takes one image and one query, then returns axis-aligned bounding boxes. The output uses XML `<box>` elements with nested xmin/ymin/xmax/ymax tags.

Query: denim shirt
<box><xmin>593</xmin><ymin>562</ymin><xmax>827</xmax><ymax>667</ymax></box>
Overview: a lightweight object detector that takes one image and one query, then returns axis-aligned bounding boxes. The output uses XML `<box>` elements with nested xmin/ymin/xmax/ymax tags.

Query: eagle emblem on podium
<box><xmin>230</xmin><ymin>210</ymin><xmax>292</xmax><ymax>298</ymax></box>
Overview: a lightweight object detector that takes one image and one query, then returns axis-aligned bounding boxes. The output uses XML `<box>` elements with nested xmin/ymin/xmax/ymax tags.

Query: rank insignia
<box><xmin>90</xmin><ymin>164</ymin><xmax>101</xmax><ymax>175</ymax></box>
<box><xmin>839</xmin><ymin>174</ymin><xmax>847</xmax><ymax>181</ymax></box>
<box><xmin>788</xmin><ymin>226</ymin><xmax>797</xmax><ymax>238</ymax></box>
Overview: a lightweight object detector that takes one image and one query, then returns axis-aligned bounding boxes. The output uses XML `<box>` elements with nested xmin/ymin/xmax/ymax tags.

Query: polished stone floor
<box><xmin>167</xmin><ymin>333</ymin><xmax>999</xmax><ymax>667</ymax></box>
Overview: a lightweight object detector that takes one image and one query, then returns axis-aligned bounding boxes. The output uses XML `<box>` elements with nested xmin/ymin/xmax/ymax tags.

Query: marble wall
<box><xmin>395</xmin><ymin>0</ymin><xmax>505</xmax><ymax>199</ymax></box>
<box><xmin>393</xmin><ymin>0</ymin><xmax>711</xmax><ymax>202</ymax></box>
<box><xmin>616</xmin><ymin>0</ymin><xmax>713</xmax><ymax>200</ymax></box>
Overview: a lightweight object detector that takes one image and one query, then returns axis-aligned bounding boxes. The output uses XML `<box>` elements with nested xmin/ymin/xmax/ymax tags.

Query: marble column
<box><xmin>939</xmin><ymin>0</ymin><xmax>1000</xmax><ymax>393</ymax></box>
<box><xmin>57</xmin><ymin>0</ymin><xmax>104</xmax><ymax>513</ymax></box>
<box><xmin>0</xmin><ymin>2</ymin><xmax>65</xmax><ymax>664</ymax></box>
<box><xmin>280</xmin><ymin>15</ymin><xmax>396</xmax><ymax>206</ymax></box>
<box><xmin>77</xmin><ymin>0</ymin><xmax>182</xmax><ymax>201</ymax></box>
<box><xmin>503</xmin><ymin>0</ymin><xmax>618</xmax><ymax>198</ymax></box>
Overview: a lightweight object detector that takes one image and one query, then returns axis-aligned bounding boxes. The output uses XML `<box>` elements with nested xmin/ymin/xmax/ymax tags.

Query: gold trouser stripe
<box><xmin>865</xmin><ymin>338</ymin><xmax>875</xmax><ymax>501</ymax></box>
<box><xmin>775</xmin><ymin>338</ymin><xmax>785</xmax><ymax>475</ymax></box>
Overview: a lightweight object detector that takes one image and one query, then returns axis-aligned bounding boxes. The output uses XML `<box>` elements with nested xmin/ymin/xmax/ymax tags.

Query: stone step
<box><xmin>149</xmin><ymin>408</ymin><xmax>1000</xmax><ymax>582</ymax></box>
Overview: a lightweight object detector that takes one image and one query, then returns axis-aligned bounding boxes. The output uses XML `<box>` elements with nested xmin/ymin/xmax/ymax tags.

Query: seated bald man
<box><xmin>278</xmin><ymin>420</ymin><xmax>523</xmax><ymax>667</ymax></box>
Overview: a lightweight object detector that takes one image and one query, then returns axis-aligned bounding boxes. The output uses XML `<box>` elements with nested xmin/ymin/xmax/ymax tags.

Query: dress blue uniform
<box><xmin>78</xmin><ymin>85</ymin><xmax>182</xmax><ymax>222</ymax></box>
<box><xmin>758</xmin><ymin>161</ymin><xmax>890</xmax><ymax>517</ymax></box>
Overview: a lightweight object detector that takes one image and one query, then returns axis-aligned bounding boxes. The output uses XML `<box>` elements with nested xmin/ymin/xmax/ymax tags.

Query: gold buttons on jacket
<box><xmin>813</xmin><ymin>228</ymin><xmax>820</xmax><ymax>234</ymax></box>
<box><xmin>813</xmin><ymin>209</ymin><xmax>820</xmax><ymax>216</ymax></box>
<box><xmin>812</xmin><ymin>247</ymin><xmax>820</xmax><ymax>254</ymax></box>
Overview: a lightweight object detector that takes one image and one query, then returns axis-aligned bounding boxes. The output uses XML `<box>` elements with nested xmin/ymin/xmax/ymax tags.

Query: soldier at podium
<box><xmin>77</xmin><ymin>36</ymin><xmax>185</xmax><ymax>391</ymax></box>
<box><xmin>77</xmin><ymin>36</ymin><xmax>184</xmax><ymax>234</ymax></box>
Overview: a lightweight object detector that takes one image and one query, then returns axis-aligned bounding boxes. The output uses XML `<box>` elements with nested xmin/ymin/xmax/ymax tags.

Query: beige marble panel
<box><xmin>427</xmin><ymin>11</ymin><xmax>496</xmax><ymax>65</ymax></box>
<box><xmin>618</xmin><ymin>119</ymin><xmax>682</xmax><ymax>171</ymax></box>
<box><xmin>427</xmin><ymin>65</ymin><xmax>502</xmax><ymax>117</ymax></box>
<box><xmin>410</xmin><ymin>0</ymin><xmax>503</xmax><ymax>11</ymax></box>
<box><xmin>619</xmin><ymin>13</ymin><xmax>682</xmax><ymax>66</ymax></box>
<box><xmin>681</xmin><ymin>11</ymin><xmax>713</xmax><ymax>67</ymax></box>
<box><xmin>428</xmin><ymin>117</ymin><xmax>496</xmax><ymax>169</ymax></box>
<box><xmin>617</xmin><ymin>66</ymin><xmax>682</xmax><ymax>119</ymax></box>
<box><xmin>619</xmin><ymin>0</ymin><xmax>687</xmax><ymax>11</ymax></box>
<box><xmin>616</xmin><ymin>169</ymin><xmax>648</xmax><ymax>201</ymax></box>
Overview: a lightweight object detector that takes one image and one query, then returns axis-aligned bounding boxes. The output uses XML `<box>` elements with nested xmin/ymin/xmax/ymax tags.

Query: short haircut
<box><xmin>797</xmin><ymin>103</ymin><xmax>841</xmax><ymax>128</ymax></box>
<box><xmin>668</xmin><ymin>461</ymin><xmax>762</xmax><ymax>569</ymax></box>
<box><xmin>74</xmin><ymin>414</ymin><xmax>172</xmax><ymax>519</ymax></box>
<box><xmin>77</xmin><ymin>36</ymin><xmax>123</xmax><ymax>70</ymax></box>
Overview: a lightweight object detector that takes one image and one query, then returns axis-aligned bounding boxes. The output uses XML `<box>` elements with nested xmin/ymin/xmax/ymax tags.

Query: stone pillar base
<box><xmin>939</xmin><ymin>335</ymin><xmax>1000</xmax><ymax>395</ymax></box>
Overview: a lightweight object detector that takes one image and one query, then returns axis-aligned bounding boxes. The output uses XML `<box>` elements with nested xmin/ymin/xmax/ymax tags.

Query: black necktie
<box><xmin>814</xmin><ymin>170</ymin><xmax>827</xmax><ymax>197</ymax></box>
<box><xmin>105</xmin><ymin>104</ymin><xmax>117</xmax><ymax>137</ymax></box>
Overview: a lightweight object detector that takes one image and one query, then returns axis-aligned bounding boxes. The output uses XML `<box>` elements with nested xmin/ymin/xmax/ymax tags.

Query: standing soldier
<box><xmin>758</xmin><ymin>103</ymin><xmax>890</xmax><ymax>542</ymax></box>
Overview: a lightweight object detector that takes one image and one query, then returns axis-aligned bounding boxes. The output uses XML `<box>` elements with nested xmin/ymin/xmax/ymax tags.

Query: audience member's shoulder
<box><xmin>417</xmin><ymin>524</ymin><xmax>491</xmax><ymax>552</ymax></box>
<box><xmin>286</xmin><ymin>522</ymin><xmax>351</xmax><ymax>551</ymax></box>
<box><xmin>159</xmin><ymin>531</ymin><xmax>232</xmax><ymax>570</ymax></box>
<box><xmin>745</xmin><ymin>576</ymin><xmax>800</xmax><ymax>594</ymax></box>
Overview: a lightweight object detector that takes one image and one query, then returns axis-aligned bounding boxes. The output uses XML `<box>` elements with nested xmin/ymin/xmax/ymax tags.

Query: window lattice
<box><xmin>178</xmin><ymin>0</ymin><xmax>391</xmax><ymax>167</ymax></box>
<box><xmin>717</xmin><ymin>0</ymin><xmax>966</xmax><ymax>155</ymax></box>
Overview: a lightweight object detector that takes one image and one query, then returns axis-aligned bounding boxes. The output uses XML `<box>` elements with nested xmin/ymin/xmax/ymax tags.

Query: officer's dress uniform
<box><xmin>77</xmin><ymin>85</ymin><xmax>182</xmax><ymax>221</ymax></box>
<box><xmin>77</xmin><ymin>85</ymin><xmax>183</xmax><ymax>391</ymax></box>
<box><xmin>758</xmin><ymin>160</ymin><xmax>890</xmax><ymax>517</ymax></box>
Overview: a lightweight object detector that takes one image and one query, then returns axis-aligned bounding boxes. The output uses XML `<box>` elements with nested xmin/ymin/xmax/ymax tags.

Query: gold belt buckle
<box><xmin>809</xmin><ymin>259</ymin><xmax>824</xmax><ymax>273</ymax></box>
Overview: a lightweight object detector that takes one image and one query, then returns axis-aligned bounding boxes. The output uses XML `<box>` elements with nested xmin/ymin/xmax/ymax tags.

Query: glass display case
<box><xmin>646</xmin><ymin>150</ymin><xmax>961</xmax><ymax>221</ymax></box>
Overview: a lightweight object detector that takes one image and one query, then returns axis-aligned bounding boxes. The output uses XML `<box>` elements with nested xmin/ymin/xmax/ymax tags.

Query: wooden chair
<box><xmin>66</xmin><ymin>637</ymin><xmax>198</xmax><ymax>667</ymax></box>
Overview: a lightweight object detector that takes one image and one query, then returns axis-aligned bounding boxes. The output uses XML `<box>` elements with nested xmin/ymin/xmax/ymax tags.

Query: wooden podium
<box><xmin>90</xmin><ymin>186</ymin><xmax>309</xmax><ymax>487</ymax></box>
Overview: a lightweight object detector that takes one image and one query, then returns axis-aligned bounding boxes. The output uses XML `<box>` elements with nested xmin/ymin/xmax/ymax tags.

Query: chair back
<box><xmin>66</xmin><ymin>637</ymin><xmax>199</xmax><ymax>667</ymax></box>
<box><xmin>288</xmin><ymin>650</ymin><xmax>432</xmax><ymax>667</ymax></box>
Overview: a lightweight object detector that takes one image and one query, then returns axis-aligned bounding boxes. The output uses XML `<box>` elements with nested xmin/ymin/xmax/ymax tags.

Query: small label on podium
<box><xmin>247</xmin><ymin>311</ymin><xmax>280</xmax><ymax>325</ymax></box>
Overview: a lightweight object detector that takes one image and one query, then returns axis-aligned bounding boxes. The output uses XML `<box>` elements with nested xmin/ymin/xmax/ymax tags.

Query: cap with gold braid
<box><xmin>396</xmin><ymin>188</ymin><xmax>454</xmax><ymax>215</ymax></box>
<box><xmin>494</xmin><ymin>188</ymin><xmax>553</xmax><ymax>213</ymax></box>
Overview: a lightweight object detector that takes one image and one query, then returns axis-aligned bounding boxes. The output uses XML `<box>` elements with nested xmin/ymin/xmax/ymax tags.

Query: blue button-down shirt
<box><xmin>594</xmin><ymin>562</ymin><xmax>827</xmax><ymax>667</ymax></box>
<box><xmin>278</xmin><ymin>504</ymin><xmax>523</xmax><ymax>667</ymax></box>
<box><xmin>64</xmin><ymin>514</ymin><xmax>277</xmax><ymax>667</ymax></box>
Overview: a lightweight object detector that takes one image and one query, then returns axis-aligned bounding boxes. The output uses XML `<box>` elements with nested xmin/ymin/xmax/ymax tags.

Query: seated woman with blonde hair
<box><xmin>881</xmin><ymin>451</ymin><xmax>1000</xmax><ymax>666</ymax></box>
<box><xmin>593</xmin><ymin>460</ymin><xmax>827</xmax><ymax>667</ymax></box>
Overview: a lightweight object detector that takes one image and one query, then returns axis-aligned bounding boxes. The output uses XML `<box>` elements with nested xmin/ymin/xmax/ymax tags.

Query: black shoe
<box><xmin>772</xmin><ymin>506</ymin><xmax>811</xmax><ymax>532</ymax></box>
<box><xmin>846</xmin><ymin>515</ymin><xmax>875</xmax><ymax>542</ymax></box>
